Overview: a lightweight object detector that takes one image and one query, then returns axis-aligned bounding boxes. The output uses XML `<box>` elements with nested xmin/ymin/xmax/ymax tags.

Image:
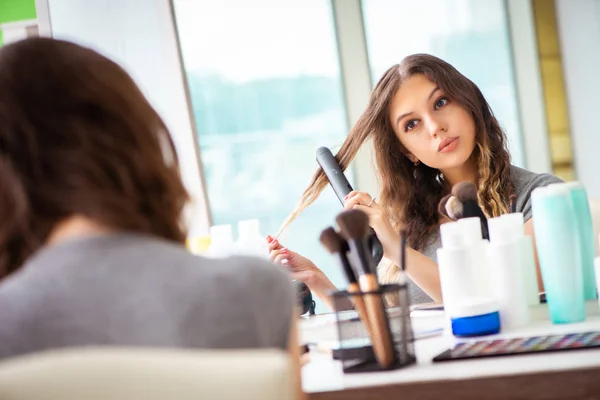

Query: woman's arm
<box><xmin>403</xmin><ymin>249</ymin><xmax>442</xmax><ymax>302</ymax></box>
<box><xmin>267</xmin><ymin>236</ymin><xmax>338</xmax><ymax>310</ymax></box>
<box><xmin>345</xmin><ymin>191</ymin><xmax>443</xmax><ymax>302</ymax></box>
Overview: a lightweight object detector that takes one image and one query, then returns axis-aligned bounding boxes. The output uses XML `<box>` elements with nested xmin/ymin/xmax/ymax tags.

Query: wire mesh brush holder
<box><xmin>330</xmin><ymin>283</ymin><xmax>416</xmax><ymax>373</ymax></box>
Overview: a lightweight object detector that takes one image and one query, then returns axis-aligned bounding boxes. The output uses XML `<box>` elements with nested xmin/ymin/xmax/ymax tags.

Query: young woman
<box><xmin>268</xmin><ymin>53</ymin><xmax>562</xmax><ymax>307</ymax></box>
<box><xmin>0</xmin><ymin>38</ymin><xmax>302</xmax><ymax>396</ymax></box>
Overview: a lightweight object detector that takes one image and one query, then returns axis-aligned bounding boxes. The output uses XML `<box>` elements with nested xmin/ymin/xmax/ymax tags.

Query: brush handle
<box><xmin>347</xmin><ymin>282</ymin><xmax>372</xmax><ymax>338</ymax></box>
<box><xmin>464</xmin><ymin>201</ymin><xmax>489</xmax><ymax>240</ymax></box>
<box><xmin>337</xmin><ymin>252</ymin><xmax>357</xmax><ymax>284</ymax></box>
<box><xmin>358</xmin><ymin>274</ymin><xmax>396</xmax><ymax>368</ymax></box>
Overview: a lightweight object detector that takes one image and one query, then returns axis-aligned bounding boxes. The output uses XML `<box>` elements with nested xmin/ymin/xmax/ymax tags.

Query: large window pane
<box><xmin>362</xmin><ymin>0</ymin><xmax>524</xmax><ymax>166</ymax></box>
<box><xmin>173</xmin><ymin>0</ymin><xmax>350</xmax><ymax>312</ymax></box>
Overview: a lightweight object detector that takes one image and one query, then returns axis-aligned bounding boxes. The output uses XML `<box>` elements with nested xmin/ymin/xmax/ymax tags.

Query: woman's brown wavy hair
<box><xmin>280</xmin><ymin>54</ymin><xmax>513</xmax><ymax>252</ymax></box>
<box><xmin>0</xmin><ymin>38</ymin><xmax>189</xmax><ymax>278</ymax></box>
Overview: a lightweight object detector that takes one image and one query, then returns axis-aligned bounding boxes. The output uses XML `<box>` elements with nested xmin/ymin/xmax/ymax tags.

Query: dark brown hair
<box><xmin>280</xmin><ymin>54</ymin><xmax>512</xmax><ymax>252</ymax></box>
<box><xmin>0</xmin><ymin>38</ymin><xmax>189</xmax><ymax>277</ymax></box>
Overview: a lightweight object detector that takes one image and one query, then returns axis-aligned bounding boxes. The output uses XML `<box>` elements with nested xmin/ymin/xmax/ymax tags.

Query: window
<box><xmin>362</xmin><ymin>0</ymin><xmax>525</xmax><ymax>166</ymax></box>
<box><xmin>173</xmin><ymin>0</ymin><xmax>350</xmax><ymax>311</ymax></box>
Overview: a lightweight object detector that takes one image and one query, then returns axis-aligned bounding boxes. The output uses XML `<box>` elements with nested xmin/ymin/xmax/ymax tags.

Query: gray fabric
<box><xmin>411</xmin><ymin>165</ymin><xmax>563</xmax><ymax>304</ymax></box>
<box><xmin>0</xmin><ymin>233</ymin><xmax>294</xmax><ymax>359</ymax></box>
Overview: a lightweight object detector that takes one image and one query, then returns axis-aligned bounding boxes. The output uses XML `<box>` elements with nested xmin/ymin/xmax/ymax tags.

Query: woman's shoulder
<box><xmin>509</xmin><ymin>165</ymin><xmax>564</xmax><ymax>220</ymax></box>
<box><xmin>510</xmin><ymin>165</ymin><xmax>563</xmax><ymax>196</ymax></box>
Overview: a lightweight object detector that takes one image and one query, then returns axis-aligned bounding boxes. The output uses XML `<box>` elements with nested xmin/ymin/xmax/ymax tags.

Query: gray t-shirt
<box><xmin>0</xmin><ymin>233</ymin><xmax>294</xmax><ymax>359</ymax></box>
<box><xmin>409</xmin><ymin>165</ymin><xmax>563</xmax><ymax>303</ymax></box>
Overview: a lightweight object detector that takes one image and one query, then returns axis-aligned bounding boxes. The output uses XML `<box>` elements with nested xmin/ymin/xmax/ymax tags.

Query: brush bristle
<box><xmin>336</xmin><ymin>209</ymin><xmax>370</xmax><ymax>240</ymax></box>
<box><xmin>319</xmin><ymin>227</ymin><xmax>343</xmax><ymax>254</ymax></box>
<box><xmin>437</xmin><ymin>194</ymin><xmax>452</xmax><ymax>218</ymax></box>
<box><xmin>452</xmin><ymin>181</ymin><xmax>477</xmax><ymax>203</ymax></box>
<box><xmin>445</xmin><ymin>196</ymin><xmax>464</xmax><ymax>220</ymax></box>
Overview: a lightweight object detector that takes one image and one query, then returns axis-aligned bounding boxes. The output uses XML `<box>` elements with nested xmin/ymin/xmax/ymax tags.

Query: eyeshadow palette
<box><xmin>432</xmin><ymin>331</ymin><xmax>600</xmax><ymax>362</ymax></box>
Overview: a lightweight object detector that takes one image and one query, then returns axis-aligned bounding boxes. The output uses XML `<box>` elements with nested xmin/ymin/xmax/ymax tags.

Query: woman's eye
<box><xmin>405</xmin><ymin>120</ymin><xmax>418</xmax><ymax>132</ymax></box>
<box><xmin>435</xmin><ymin>97</ymin><xmax>448</xmax><ymax>109</ymax></box>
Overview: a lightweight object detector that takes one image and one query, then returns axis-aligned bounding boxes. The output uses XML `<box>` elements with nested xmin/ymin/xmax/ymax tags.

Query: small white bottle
<box><xmin>235</xmin><ymin>219</ymin><xmax>269</xmax><ymax>259</ymax></box>
<box><xmin>207</xmin><ymin>224</ymin><xmax>235</xmax><ymax>258</ymax></box>
<box><xmin>458</xmin><ymin>217</ymin><xmax>491</xmax><ymax>297</ymax></box>
<box><xmin>497</xmin><ymin>213</ymin><xmax>540</xmax><ymax>306</ymax></box>
<box><xmin>438</xmin><ymin>222</ymin><xmax>479</xmax><ymax>318</ymax></box>
<box><xmin>487</xmin><ymin>217</ymin><xmax>530</xmax><ymax>330</ymax></box>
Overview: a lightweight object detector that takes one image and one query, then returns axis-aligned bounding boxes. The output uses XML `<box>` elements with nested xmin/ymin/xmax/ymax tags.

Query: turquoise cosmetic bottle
<box><xmin>531</xmin><ymin>185</ymin><xmax>585</xmax><ymax>324</ymax></box>
<box><xmin>559</xmin><ymin>182</ymin><xmax>598</xmax><ymax>300</ymax></box>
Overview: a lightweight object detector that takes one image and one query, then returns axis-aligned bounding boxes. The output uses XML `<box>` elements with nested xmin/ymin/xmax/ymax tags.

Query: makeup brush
<box><xmin>510</xmin><ymin>193</ymin><xmax>517</xmax><ymax>213</ymax></box>
<box><xmin>400</xmin><ymin>230</ymin><xmax>408</xmax><ymax>272</ymax></box>
<box><xmin>336</xmin><ymin>209</ymin><xmax>396</xmax><ymax>368</ymax></box>
<box><xmin>445</xmin><ymin>195</ymin><xmax>464</xmax><ymax>220</ymax></box>
<box><xmin>451</xmin><ymin>181</ymin><xmax>489</xmax><ymax>240</ymax></box>
<box><xmin>437</xmin><ymin>194</ymin><xmax>453</xmax><ymax>220</ymax></box>
<box><xmin>319</xmin><ymin>227</ymin><xmax>373</xmax><ymax>338</ymax></box>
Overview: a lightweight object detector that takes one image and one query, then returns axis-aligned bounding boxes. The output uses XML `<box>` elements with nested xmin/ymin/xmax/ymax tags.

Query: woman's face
<box><xmin>388</xmin><ymin>74</ymin><xmax>476</xmax><ymax>170</ymax></box>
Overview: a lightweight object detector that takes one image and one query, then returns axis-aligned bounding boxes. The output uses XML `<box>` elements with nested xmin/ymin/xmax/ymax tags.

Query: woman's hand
<box><xmin>266</xmin><ymin>235</ymin><xmax>337</xmax><ymax>307</ymax></box>
<box><xmin>343</xmin><ymin>191</ymin><xmax>401</xmax><ymax>262</ymax></box>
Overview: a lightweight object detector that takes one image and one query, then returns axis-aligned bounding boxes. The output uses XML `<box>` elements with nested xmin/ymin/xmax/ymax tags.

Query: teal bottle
<box><xmin>531</xmin><ymin>185</ymin><xmax>585</xmax><ymax>324</ymax></box>
<box><xmin>560</xmin><ymin>182</ymin><xmax>598</xmax><ymax>300</ymax></box>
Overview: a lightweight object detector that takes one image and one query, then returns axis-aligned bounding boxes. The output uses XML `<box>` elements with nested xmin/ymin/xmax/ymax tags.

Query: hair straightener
<box><xmin>316</xmin><ymin>147</ymin><xmax>384</xmax><ymax>265</ymax></box>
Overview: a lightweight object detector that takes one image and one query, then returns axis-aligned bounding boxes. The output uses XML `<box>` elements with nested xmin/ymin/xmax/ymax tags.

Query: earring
<box><xmin>413</xmin><ymin>160</ymin><xmax>420</xmax><ymax>166</ymax></box>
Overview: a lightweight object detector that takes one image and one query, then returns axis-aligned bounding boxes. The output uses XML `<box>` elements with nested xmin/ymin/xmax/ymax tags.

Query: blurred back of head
<box><xmin>0</xmin><ymin>38</ymin><xmax>189</xmax><ymax>277</ymax></box>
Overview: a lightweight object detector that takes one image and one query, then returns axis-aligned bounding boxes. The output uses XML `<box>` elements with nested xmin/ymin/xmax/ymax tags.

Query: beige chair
<box><xmin>0</xmin><ymin>347</ymin><xmax>296</xmax><ymax>400</ymax></box>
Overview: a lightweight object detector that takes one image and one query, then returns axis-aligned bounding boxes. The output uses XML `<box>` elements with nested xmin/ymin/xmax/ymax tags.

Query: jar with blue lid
<box><xmin>450</xmin><ymin>298</ymin><xmax>501</xmax><ymax>337</ymax></box>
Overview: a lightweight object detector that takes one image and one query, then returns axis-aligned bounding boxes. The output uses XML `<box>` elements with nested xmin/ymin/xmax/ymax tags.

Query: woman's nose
<box><xmin>426</xmin><ymin>116</ymin><xmax>446</xmax><ymax>138</ymax></box>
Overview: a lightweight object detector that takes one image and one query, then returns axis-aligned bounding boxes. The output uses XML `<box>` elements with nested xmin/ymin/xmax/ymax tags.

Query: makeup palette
<box><xmin>433</xmin><ymin>331</ymin><xmax>600</xmax><ymax>362</ymax></box>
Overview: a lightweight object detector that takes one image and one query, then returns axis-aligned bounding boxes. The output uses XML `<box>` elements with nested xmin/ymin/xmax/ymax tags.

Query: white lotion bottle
<box><xmin>487</xmin><ymin>217</ymin><xmax>530</xmax><ymax>330</ymax></box>
<box><xmin>235</xmin><ymin>219</ymin><xmax>269</xmax><ymax>258</ymax></box>
<box><xmin>437</xmin><ymin>222</ymin><xmax>479</xmax><ymax>318</ymax></box>
<box><xmin>457</xmin><ymin>217</ymin><xmax>491</xmax><ymax>297</ymax></box>
<box><xmin>498</xmin><ymin>213</ymin><xmax>540</xmax><ymax>306</ymax></box>
<box><xmin>207</xmin><ymin>224</ymin><xmax>235</xmax><ymax>258</ymax></box>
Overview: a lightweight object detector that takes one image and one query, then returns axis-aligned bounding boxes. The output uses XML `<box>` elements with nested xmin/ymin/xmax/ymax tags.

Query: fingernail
<box><xmin>266</xmin><ymin>235</ymin><xmax>273</xmax><ymax>242</ymax></box>
<box><xmin>281</xmin><ymin>259</ymin><xmax>289</xmax><ymax>265</ymax></box>
<box><xmin>344</xmin><ymin>194</ymin><xmax>349</xmax><ymax>200</ymax></box>
<box><xmin>281</xmin><ymin>248</ymin><xmax>288</xmax><ymax>253</ymax></box>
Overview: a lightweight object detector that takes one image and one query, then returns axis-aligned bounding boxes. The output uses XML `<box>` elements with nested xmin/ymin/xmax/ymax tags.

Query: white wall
<box><xmin>35</xmin><ymin>0</ymin><xmax>211</xmax><ymax>235</ymax></box>
<box><xmin>0</xmin><ymin>19</ymin><xmax>38</xmax><ymax>45</ymax></box>
<box><xmin>556</xmin><ymin>0</ymin><xmax>600</xmax><ymax>197</ymax></box>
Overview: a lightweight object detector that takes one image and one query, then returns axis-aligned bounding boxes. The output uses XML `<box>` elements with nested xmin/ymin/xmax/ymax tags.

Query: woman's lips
<box><xmin>438</xmin><ymin>137</ymin><xmax>459</xmax><ymax>153</ymax></box>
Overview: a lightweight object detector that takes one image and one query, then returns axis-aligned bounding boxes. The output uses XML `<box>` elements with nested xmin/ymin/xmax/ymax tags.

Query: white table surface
<box><xmin>301</xmin><ymin>301</ymin><xmax>600</xmax><ymax>394</ymax></box>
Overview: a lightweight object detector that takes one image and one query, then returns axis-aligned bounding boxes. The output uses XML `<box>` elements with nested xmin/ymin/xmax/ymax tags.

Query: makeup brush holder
<box><xmin>330</xmin><ymin>283</ymin><xmax>416</xmax><ymax>373</ymax></box>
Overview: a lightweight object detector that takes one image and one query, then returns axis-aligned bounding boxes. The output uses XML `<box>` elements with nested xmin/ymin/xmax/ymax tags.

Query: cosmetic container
<box><xmin>491</xmin><ymin>213</ymin><xmax>539</xmax><ymax>306</ymax></box>
<box><xmin>437</xmin><ymin>222</ymin><xmax>479</xmax><ymax>317</ymax></box>
<box><xmin>487</xmin><ymin>216</ymin><xmax>530</xmax><ymax>329</ymax></box>
<box><xmin>554</xmin><ymin>182</ymin><xmax>597</xmax><ymax>300</ymax></box>
<box><xmin>450</xmin><ymin>298</ymin><xmax>501</xmax><ymax>337</ymax></box>
<box><xmin>458</xmin><ymin>217</ymin><xmax>491</xmax><ymax>297</ymax></box>
<box><xmin>207</xmin><ymin>224</ymin><xmax>235</xmax><ymax>258</ymax></box>
<box><xmin>531</xmin><ymin>185</ymin><xmax>585</xmax><ymax>324</ymax></box>
<box><xmin>235</xmin><ymin>219</ymin><xmax>269</xmax><ymax>258</ymax></box>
